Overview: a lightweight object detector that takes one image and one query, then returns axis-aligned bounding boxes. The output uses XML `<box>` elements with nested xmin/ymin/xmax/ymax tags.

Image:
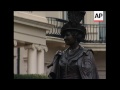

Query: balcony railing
<box><xmin>46</xmin><ymin>17</ymin><xmax>106</xmax><ymax>43</ymax></box>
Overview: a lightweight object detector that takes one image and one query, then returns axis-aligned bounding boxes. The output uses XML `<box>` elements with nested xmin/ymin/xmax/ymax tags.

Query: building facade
<box><xmin>14</xmin><ymin>11</ymin><xmax>106</xmax><ymax>79</ymax></box>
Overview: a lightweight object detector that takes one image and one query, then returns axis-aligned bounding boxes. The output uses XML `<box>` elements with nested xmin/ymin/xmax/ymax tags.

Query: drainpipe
<box><xmin>17</xmin><ymin>48</ymin><xmax>20</xmax><ymax>74</ymax></box>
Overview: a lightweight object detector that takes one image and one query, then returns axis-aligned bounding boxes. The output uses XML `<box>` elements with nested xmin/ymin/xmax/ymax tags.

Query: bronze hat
<box><xmin>61</xmin><ymin>11</ymin><xmax>86</xmax><ymax>37</ymax></box>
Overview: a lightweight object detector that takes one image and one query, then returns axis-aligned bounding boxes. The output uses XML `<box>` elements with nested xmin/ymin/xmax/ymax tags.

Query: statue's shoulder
<box><xmin>55</xmin><ymin>50</ymin><xmax>63</xmax><ymax>56</ymax></box>
<box><xmin>82</xmin><ymin>47</ymin><xmax>94</xmax><ymax>55</ymax></box>
<box><xmin>55</xmin><ymin>48</ymin><xmax>68</xmax><ymax>55</ymax></box>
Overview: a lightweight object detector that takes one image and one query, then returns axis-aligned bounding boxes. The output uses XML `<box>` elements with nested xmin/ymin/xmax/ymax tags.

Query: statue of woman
<box><xmin>47</xmin><ymin>11</ymin><xmax>99</xmax><ymax>79</ymax></box>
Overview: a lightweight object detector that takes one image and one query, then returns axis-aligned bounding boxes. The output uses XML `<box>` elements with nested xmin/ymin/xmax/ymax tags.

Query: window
<box><xmin>99</xmin><ymin>11</ymin><xmax>106</xmax><ymax>43</ymax></box>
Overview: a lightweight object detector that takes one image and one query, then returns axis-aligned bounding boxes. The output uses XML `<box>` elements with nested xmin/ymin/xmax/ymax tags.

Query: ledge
<box><xmin>14</xmin><ymin>11</ymin><xmax>54</xmax><ymax>30</ymax></box>
<box><xmin>81</xmin><ymin>43</ymin><xmax>106</xmax><ymax>51</ymax></box>
<box><xmin>46</xmin><ymin>36</ymin><xmax>106</xmax><ymax>51</ymax></box>
<box><xmin>46</xmin><ymin>36</ymin><xmax>64</xmax><ymax>43</ymax></box>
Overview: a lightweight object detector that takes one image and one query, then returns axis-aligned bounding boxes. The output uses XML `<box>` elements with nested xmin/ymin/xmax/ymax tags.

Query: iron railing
<box><xmin>46</xmin><ymin>17</ymin><xmax>106</xmax><ymax>43</ymax></box>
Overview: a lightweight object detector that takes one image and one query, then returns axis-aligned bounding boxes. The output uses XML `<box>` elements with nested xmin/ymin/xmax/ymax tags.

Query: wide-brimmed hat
<box><xmin>61</xmin><ymin>11</ymin><xmax>86</xmax><ymax>37</ymax></box>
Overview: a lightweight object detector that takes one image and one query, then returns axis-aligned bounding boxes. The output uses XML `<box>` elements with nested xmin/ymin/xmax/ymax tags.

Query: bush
<box><xmin>14</xmin><ymin>74</ymin><xmax>49</xmax><ymax>79</ymax></box>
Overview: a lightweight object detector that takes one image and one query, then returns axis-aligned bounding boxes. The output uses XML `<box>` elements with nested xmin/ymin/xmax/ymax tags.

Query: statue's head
<box><xmin>61</xmin><ymin>11</ymin><xmax>86</xmax><ymax>43</ymax></box>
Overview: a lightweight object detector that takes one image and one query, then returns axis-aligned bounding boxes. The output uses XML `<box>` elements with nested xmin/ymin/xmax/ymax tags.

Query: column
<box><xmin>25</xmin><ymin>44</ymin><xmax>37</xmax><ymax>74</ymax></box>
<box><xmin>36</xmin><ymin>45</ymin><xmax>48</xmax><ymax>74</ymax></box>
<box><xmin>14</xmin><ymin>40</ymin><xmax>17</xmax><ymax>74</ymax></box>
<box><xmin>14</xmin><ymin>40</ymin><xmax>17</xmax><ymax>47</ymax></box>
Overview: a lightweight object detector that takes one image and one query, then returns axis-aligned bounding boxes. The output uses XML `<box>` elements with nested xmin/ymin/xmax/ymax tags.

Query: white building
<box><xmin>14</xmin><ymin>11</ymin><xmax>106</xmax><ymax>79</ymax></box>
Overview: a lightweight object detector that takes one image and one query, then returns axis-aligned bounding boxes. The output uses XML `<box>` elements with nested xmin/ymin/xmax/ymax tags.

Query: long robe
<box><xmin>48</xmin><ymin>46</ymin><xmax>99</xmax><ymax>79</ymax></box>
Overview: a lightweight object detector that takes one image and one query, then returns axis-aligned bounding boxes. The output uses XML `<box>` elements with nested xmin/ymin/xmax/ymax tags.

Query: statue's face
<box><xmin>64</xmin><ymin>31</ymin><xmax>76</xmax><ymax>45</ymax></box>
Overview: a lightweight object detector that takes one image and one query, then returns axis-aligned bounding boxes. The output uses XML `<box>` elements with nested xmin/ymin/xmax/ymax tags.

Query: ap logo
<box><xmin>94</xmin><ymin>11</ymin><xmax>103</xmax><ymax>22</ymax></box>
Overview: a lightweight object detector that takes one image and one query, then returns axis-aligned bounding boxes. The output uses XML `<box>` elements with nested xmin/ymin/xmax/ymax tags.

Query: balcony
<box><xmin>46</xmin><ymin>17</ymin><xmax>106</xmax><ymax>43</ymax></box>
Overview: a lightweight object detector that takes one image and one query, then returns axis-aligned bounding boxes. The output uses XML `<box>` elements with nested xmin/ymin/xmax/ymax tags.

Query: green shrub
<box><xmin>14</xmin><ymin>74</ymin><xmax>49</xmax><ymax>79</ymax></box>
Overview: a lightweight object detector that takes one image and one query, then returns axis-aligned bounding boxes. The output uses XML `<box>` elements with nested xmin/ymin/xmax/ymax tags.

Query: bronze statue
<box><xmin>47</xmin><ymin>11</ymin><xmax>99</xmax><ymax>79</ymax></box>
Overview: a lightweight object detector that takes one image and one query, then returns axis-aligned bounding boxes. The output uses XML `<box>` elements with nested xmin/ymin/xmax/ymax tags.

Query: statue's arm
<box><xmin>47</xmin><ymin>50</ymin><xmax>62</xmax><ymax>68</ymax></box>
<box><xmin>79</xmin><ymin>50</ymin><xmax>99</xmax><ymax>79</ymax></box>
<box><xmin>48</xmin><ymin>50</ymin><xmax>62</xmax><ymax>79</ymax></box>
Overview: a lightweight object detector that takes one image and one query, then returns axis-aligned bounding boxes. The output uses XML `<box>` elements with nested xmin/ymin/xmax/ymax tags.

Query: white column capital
<box><xmin>14</xmin><ymin>40</ymin><xmax>17</xmax><ymax>46</ymax></box>
<box><xmin>35</xmin><ymin>45</ymin><xmax>48</xmax><ymax>52</ymax></box>
<box><xmin>24</xmin><ymin>44</ymin><xmax>36</xmax><ymax>50</ymax></box>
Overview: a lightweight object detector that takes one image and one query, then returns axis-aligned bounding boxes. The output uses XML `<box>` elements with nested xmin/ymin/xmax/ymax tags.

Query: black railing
<box><xmin>46</xmin><ymin>17</ymin><xmax>106</xmax><ymax>43</ymax></box>
<box><xmin>46</xmin><ymin>17</ymin><xmax>68</xmax><ymax>38</ymax></box>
